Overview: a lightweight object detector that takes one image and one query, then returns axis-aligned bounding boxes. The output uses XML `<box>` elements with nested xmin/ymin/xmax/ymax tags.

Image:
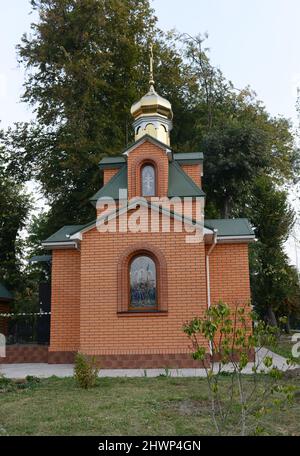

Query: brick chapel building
<box><xmin>43</xmin><ymin>72</ymin><xmax>255</xmax><ymax>367</ymax></box>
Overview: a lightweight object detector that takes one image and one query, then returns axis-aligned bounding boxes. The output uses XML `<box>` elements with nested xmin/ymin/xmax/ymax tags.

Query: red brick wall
<box><xmin>103</xmin><ymin>168</ymin><xmax>119</xmax><ymax>185</ymax></box>
<box><xmin>49</xmin><ymin>250</ymin><xmax>81</xmax><ymax>352</ymax></box>
<box><xmin>0</xmin><ymin>345</ymin><xmax>49</xmax><ymax>364</ymax></box>
<box><xmin>181</xmin><ymin>164</ymin><xmax>202</xmax><ymax>187</ymax></box>
<box><xmin>206</xmin><ymin>243</ymin><xmax>251</xmax><ymax>307</ymax></box>
<box><xmin>47</xmin><ymin>238</ymin><xmax>252</xmax><ymax>364</ymax></box>
<box><xmin>79</xmin><ymin>217</ymin><xmax>208</xmax><ymax>357</ymax></box>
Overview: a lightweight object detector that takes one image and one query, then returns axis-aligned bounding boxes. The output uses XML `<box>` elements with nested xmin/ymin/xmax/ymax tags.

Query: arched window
<box><xmin>129</xmin><ymin>255</ymin><xmax>157</xmax><ymax>311</ymax></box>
<box><xmin>141</xmin><ymin>164</ymin><xmax>156</xmax><ymax>196</ymax></box>
<box><xmin>117</xmin><ymin>244</ymin><xmax>168</xmax><ymax>314</ymax></box>
<box><xmin>145</xmin><ymin>123</ymin><xmax>156</xmax><ymax>137</ymax></box>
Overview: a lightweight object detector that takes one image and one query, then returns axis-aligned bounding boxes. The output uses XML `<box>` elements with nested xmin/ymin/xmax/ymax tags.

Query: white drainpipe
<box><xmin>206</xmin><ymin>229</ymin><xmax>218</xmax><ymax>357</ymax></box>
<box><xmin>206</xmin><ymin>229</ymin><xmax>218</xmax><ymax>309</ymax></box>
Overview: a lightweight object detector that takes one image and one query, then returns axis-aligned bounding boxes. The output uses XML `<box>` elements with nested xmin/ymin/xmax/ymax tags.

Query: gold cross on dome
<box><xmin>149</xmin><ymin>43</ymin><xmax>155</xmax><ymax>88</ymax></box>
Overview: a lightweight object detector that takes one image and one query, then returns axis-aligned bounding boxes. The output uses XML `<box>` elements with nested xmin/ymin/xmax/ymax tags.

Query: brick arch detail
<box><xmin>117</xmin><ymin>242</ymin><xmax>168</xmax><ymax>313</ymax></box>
<box><xmin>129</xmin><ymin>154</ymin><xmax>167</xmax><ymax>198</ymax></box>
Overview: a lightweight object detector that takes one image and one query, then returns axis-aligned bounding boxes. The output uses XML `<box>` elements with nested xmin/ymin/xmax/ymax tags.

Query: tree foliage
<box><xmin>6</xmin><ymin>0</ymin><xmax>189</xmax><ymax>231</ymax></box>
<box><xmin>249</xmin><ymin>175</ymin><xmax>299</xmax><ymax>326</ymax></box>
<box><xmin>0</xmin><ymin>133</ymin><xmax>32</xmax><ymax>293</ymax></box>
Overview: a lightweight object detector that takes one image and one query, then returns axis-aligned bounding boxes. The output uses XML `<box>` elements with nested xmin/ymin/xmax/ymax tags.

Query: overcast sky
<box><xmin>1</xmin><ymin>0</ymin><xmax>300</xmax><ymax>127</ymax></box>
<box><xmin>0</xmin><ymin>0</ymin><xmax>299</xmax><ymax>267</ymax></box>
<box><xmin>154</xmin><ymin>0</ymin><xmax>300</xmax><ymax>123</ymax></box>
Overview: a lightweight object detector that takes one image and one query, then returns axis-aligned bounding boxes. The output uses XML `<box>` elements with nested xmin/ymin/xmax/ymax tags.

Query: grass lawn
<box><xmin>0</xmin><ymin>375</ymin><xmax>300</xmax><ymax>436</ymax></box>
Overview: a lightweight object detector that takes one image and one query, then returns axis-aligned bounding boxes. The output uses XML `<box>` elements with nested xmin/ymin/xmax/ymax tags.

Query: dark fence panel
<box><xmin>37</xmin><ymin>283</ymin><xmax>51</xmax><ymax>344</ymax></box>
<box><xmin>2</xmin><ymin>282</ymin><xmax>51</xmax><ymax>346</ymax></box>
<box><xmin>7</xmin><ymin>314</ymin><xmax>50</xmax><ymax>345</ymax></box>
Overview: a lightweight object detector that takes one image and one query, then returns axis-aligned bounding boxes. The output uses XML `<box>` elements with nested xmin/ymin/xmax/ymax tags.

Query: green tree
<box><xmin>8</xmin><ymin>6</ymin><xmax>298</xmax><ymax>228</ymax></box>
<box><xmin>249</xmin><ymin>175</ymin><xmax>297</xmax><ymax>325</ymax></box>
<box><xmin>277</xmin><ymin>264</ymin><xmax>300</xmax><ymax>332</ymax></box>
<box><xmin>0</xmin><ymin>133</ymin><xmax>32</xmax><ymax>294</ymax></box>
<box><xmin>202</xmin><ymin>119</ymin><xmax>269</xmax><ymax>218</ymax></box>
<box><xmin>178</xmin><ymin>35</ymin><xmax>299</xmax><ymax>219</ymax></box>
<box><xmin>5</xmin><ymin>0</ymin><xmax>189</xmax><ymax>234</ymax></box>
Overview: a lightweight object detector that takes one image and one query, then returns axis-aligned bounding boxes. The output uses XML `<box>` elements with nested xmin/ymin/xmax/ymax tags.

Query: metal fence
<box><xmin>0</xmin><ymin>282</ymin><xmax>51</xmax><ymax>345</ymax></box>
<box><xmin>0</xmin><ymin>312</ymin><xmax>50</xmax><ymax>345</ymax></box>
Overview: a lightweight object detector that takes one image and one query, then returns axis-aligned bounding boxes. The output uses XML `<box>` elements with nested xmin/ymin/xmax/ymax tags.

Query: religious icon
<box><xmin>130</xmin><ymin>256</ymin><xmax>156</xmax><ymax>309</ymax></box>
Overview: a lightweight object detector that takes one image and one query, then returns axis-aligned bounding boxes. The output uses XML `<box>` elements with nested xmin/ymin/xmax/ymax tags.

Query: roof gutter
<box><xmin>217</xmin><ymin>235</ymin><xmax>255</xmax><ymax>243</ymax></box>
<box><xmin>41</xmin><ymin>241</ymin><xmax>79</xmax><ymax>250</ymax></box>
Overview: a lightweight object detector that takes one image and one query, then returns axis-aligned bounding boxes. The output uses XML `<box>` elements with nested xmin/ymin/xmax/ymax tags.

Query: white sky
<box><xmin>0</xmin><ymin>0</ymin><xmax>299</xmax><ymax>268</ymax></box>
<box><xmin>1</xmin><ymin>0</ymin><xmax>300</xmax><ymax>127</ymax></box>
<box><xmin>154</xmin><ymin>0</ymin><xmax>300</xmax><ymax>124</ymax></box>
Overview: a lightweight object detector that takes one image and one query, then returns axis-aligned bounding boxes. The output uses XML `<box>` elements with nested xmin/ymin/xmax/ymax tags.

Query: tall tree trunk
<box><xmin>285</xmin><ymin>315</ymin><xmax>291</xmax><ymax>334</ymax></box>
<box><xmin>266</xmin><ymin>306</ymin><xmax>277</xmax><ymax>327</ymax></box>
<box><xmin>221</xmin><ymin>196</ymin><xmax>231</xmax><ymax>219</ymax></box>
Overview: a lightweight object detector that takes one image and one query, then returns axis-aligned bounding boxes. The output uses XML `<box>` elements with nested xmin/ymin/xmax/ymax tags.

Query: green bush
<box><xmin>0</xmin><ymin>373</ymin><xmax>13</xmax><ymax>391</ymax></box>
<box><xmin>74</xmin><ymin>353</ymin><xmax>100</xmax><ymax>389</ymax></box>
<box><xmin>0</xmin><ymin>373</ymin><xmax>42</xmax><ymax>392</ymax></box>
<box><xmin>183</xmin><ymin>301</ymin><xmax>296</xmax><ymax>435</ymax></box>
<box><xmin>26</xmin><ymin>375</ymin><xmax>41</xmax><ymax>384</ymax></box>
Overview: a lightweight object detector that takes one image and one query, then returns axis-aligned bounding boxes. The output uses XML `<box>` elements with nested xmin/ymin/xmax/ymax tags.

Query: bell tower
<box><xmin>130</xmin><ymin>44</ymin><xmax>173</xmax><ymax>146</ymax></box>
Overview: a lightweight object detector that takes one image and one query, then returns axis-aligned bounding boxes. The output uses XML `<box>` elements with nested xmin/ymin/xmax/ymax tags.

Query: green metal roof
<box><xmin>43</xmin><ymin>225</ymin><xmax>85</xmax><ymax>244</ymax></box>
<box><xmin>99</xmin><ymin>156</ymin><xmax>126</xmax><ymax>169</ymax></box>
<box><xmin>173</xmin><ymin>152</ymin><xmax>203</xmax><ymax>164</ymax></box>
<box><xmin>29</xmin><ymin>255</ymin><xmax>52</xmax><ymax>264</ymax></box>
<box><xmin>168</xmin><ymin>161</ymin><xmax>205</xmax><ymax>197</ymax></box>
<box><xmin>0</xmin><ymin>283</ymin><xmax>12</xmax><ymax>300</ymax></box>
<box><xmin>43</xmin><ymin>217</ymin><xmax>254</xmax><ymax>245</ymax></box>
<box><xmin>99</xmin><ymin>151</ymin><xmax>204</xmax><ymax>170</ymax></box>
<box><xmin>90</xmin><ymin>165</ymin><xmax>128</xmax><ymax>204</ymax></box>
<box><xmin>90</xmin><ymin>161</ymin><xmax>204</xmax><ymax>203</ymax></box>
<box><xmin>205</xmin><ymin>219</ymin><xmax>255</xmax><ymax>237</ymax></box>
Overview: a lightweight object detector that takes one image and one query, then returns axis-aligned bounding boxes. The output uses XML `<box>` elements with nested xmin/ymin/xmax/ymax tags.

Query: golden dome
<box><xmin>131</xmin><ymin>84</ymin><xmax>173</xmax><ymax>120</ymax></box>
<box><xmin>130</xmin><ymin>45</ymin><xmax>173</xmax><ymax>145</ymax></box>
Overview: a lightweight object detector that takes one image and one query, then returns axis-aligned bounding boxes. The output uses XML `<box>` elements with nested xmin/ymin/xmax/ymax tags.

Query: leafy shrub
<box><xmin>0</xmin><ymin>373</ymin><xmax>14</xmax><ymax>392</ymax></box>
<box><xmin>0</xmin><ymin>373</ymin><xmax>42</xmax><ymax>392</ymax></box>
<box><xmin>74</xmin><ymin>353</ymin><xmax>100</xmax><ymax>389</ymax></box>
<box><xmin>26</xmin><ymin>375</ymin><xmax>41</xmax><ymax>384</ymax></box>
<box><xmin>183</xmin><ymin>300</ymin><xmax>296</xmax><ymax>435</ymax></box>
